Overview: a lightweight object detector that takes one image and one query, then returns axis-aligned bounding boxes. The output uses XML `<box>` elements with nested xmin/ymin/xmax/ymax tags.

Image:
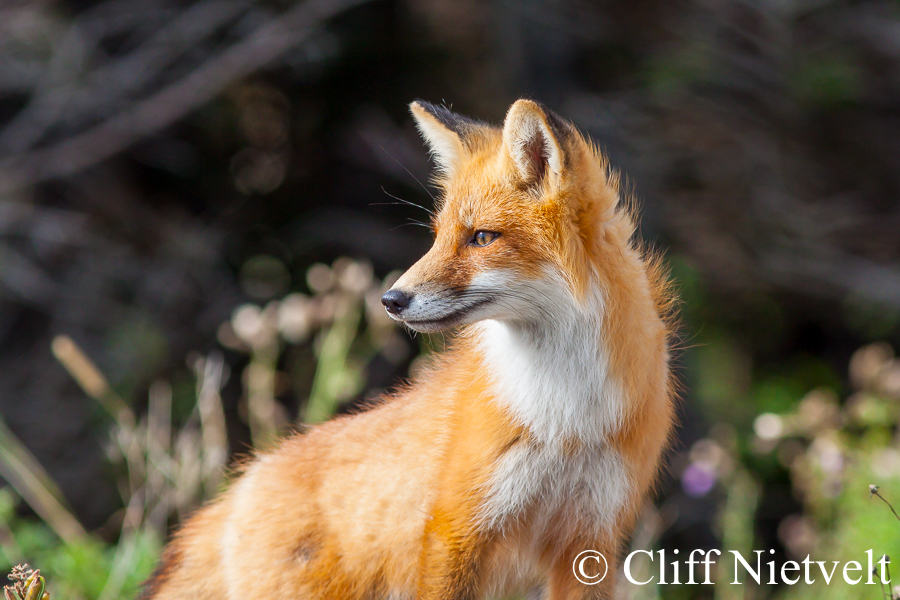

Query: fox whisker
<box><xmin>378</xmin><ymin>144</ymin><xmax>436</xmax><ymax>200</ymax></box>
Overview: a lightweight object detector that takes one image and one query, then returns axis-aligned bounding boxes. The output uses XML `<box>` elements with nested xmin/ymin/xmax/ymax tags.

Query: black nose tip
<box><xmin>381</xmin><ymin>289</ymin><xmax>411</xmax><ymax>314</ymax></box>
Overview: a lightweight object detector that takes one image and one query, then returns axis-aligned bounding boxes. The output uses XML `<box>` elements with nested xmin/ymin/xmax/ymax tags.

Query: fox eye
<box><xmin>471</xmin><ymin>231</ymin><xmax>500</xmax><ymax>247</ymax></box>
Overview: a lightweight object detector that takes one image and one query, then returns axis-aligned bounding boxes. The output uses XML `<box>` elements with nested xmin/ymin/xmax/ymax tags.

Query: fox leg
<box><xmin>547</xmin><ymin>541</ymin><xmax>619</xmax><ymax>600</ymax></box>
<box><xmin>416</xmin><ymin>503</ymin><xmax>492</xmax><ymax>600</ymax></box>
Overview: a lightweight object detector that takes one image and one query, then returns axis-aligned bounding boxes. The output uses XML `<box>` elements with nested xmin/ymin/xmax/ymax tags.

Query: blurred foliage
<box><xmin>0</xmin><ymin>259</ymin><xmax>405</xmax><ymax>596</ymax></box>
<box><xmin>750</xmin><ymin>343</ymin><xmax>900</xmax><ymax>600</ymax></box>
<box><xmin>0</xmin><ymin>504</ymin><xmax>158</xmax><ymax>600</ymax></box>
<box><xmin>652</xmin><ymin>339</ymin><xmax>900</xmax><ymax>599</ymax></box>
<box><xmin>217</xmin><ymin>256</ymin><xmax>406</xmax><ymax>433</ymax></box>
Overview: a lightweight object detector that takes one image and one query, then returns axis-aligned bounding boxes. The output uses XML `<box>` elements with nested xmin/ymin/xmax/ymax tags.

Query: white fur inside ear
<box><xmin>410</xmin><ymin>104</ymin><xmax>466</xmax><ymax>175</ymax></box>
<box><xmin>503</xmin><ymin>110</ymin><xmax>564</xmax><ymax>185</ymax></box>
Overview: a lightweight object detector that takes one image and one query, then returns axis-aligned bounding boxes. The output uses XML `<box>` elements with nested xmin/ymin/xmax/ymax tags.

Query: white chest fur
<box><xmin>478</xmin><ymin>440</ymin><xmax>629</xmax><ymax>536</ymax></box>
<box><xmin>472</xmin><ymin>274</ymin><xmax>630</xmax><ymax>533</ymax></box>
<box><xmin>474</xmin><ymin>318</ymin><xmax>622</xmax><ymax>446</ymax></box>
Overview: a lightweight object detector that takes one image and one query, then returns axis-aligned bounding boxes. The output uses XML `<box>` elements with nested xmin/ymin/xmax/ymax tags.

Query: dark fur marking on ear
<box><xmin>413</xmin><ymin>100</ymin><xmax>488</xmax><ymax>148</ymax></box>
<box><xmin>532</xmin><ymin>101</ymin><xmax>572</xmax><ymax>148</ymax></box>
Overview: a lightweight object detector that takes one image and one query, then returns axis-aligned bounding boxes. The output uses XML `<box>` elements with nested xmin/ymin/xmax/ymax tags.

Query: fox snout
<box><xmin>380</xmin><ymin>269</ymin><xmax>559</xmax><ymax>333</ymax></box>
<box><xmin>381</xmin><ymin>289</ymin><xmax>412</xmax><ymax>315</ymax></box>
<box><xmin>380</xmin><ymin>273</ymin><xmax>496</xmax><ymax>333</ymax></box>
<box><xmin>380</xmin><ymin>282</ymin><xmax>471</xmax><ymax>333</ymax></box>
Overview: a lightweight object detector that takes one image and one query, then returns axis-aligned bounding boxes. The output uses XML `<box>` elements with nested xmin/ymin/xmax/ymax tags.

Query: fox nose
<box><xmin>381</xmin><ymin>289</ymin><xmax>411</xmax><ymax>314</ymax></box>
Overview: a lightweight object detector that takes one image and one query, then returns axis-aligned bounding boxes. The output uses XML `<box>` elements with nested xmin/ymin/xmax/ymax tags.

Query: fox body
<box><xmin>140</xmin><ymin>99</ymin><xmax>676</xmax><ymax>600</ymax></box>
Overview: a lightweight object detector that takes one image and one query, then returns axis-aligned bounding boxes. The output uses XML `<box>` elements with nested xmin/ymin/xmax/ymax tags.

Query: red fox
<box><xmin>140</xmin><ymin>99</ymin><xmax>676</xmax><ymax>600</ymax></box>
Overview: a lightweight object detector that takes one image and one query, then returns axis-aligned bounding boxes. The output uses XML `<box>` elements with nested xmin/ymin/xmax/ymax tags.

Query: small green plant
<box><xmin>217</xmin><ymin>257</ymin><xmax>406</xmax><ymax>435</ymax></box>
<box><xmin>4</xmin><ymin>564</ymin><xmax>47</xmax><ymax>600</ymax></box>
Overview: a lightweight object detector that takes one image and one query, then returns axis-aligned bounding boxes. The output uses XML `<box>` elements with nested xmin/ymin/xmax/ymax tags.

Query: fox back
<box><xmin>140</xmin><ymin>99</ymin><xmax>676</xmax><ymax>600</ymax></box>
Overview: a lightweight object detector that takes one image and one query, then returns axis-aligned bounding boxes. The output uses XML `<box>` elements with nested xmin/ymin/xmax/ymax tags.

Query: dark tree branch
<box><xmin>0</xmin><ymin>0</ymin><xmax>371</xmax><ymax>194</ymax></box>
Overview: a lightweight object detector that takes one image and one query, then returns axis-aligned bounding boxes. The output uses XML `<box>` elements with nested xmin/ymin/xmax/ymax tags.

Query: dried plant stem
<box><xmin>97</xmin><ymin>493</ymin><xmax>146</xmax><ymax>600</ymax></box>
<box><xmin>143</xmin><ymin>380</ymin><xmax>173</xmax><ymax>533</ymax></box>
<box><xmin>716</xmin><ymin>469</ymin><xmax>759</xmax><ymax>600</ymax></box>
<box><xmin>247</xmin><ymin>343</ymin><xmax>283</xmax><ymax>446</ymax></box>
<box><xmin>51</xmin><ymin>335</ymin><xmax>135</xmax><ymax>427</ymax></box>
<box><xmin>0</xmin><ymin>416</ymin><xmax>86</xmax><ymax>544</ymax></box>
<box><xmin>51</xmin><ymin>335</ymin><xmax>147</xmax><ymax>500</ymax></box>
<box><xmin>196</xmin><ymin>353</ymin><xmax>228</xmax><ymax>495</ymax></box>
<box><xmin>871</xmin><ymin>487</ymin><xmax>900</xmax><ymax>524</ymax></box>
<box><xmin>881</xmin><ymin>559</ymin><xmax>892</xmax><ymax>600</ymax></box>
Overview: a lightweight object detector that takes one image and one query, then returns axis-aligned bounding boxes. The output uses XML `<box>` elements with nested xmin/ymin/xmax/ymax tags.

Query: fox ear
<box><xmin>502</xmin><ymin>100</ymin><xmax>569</xmax><ymax>188</ymax></box>
<box><xmin>409</xmin><ymin>100</ymin><xmax>477</xmax><ymax>176</ymax></box>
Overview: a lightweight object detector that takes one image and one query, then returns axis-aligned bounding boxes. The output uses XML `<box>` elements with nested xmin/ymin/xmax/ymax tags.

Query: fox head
<box><xmin>382</xmin><ymin>99</ymin><xmax>628</xmax><ymax>333</ymax></box>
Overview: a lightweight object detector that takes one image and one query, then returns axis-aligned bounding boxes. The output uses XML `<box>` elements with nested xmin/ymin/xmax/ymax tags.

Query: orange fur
<box><xmin>141</xmin><ymin>99</ymin><xmax>677</xmax><ymax>600</ymax></box>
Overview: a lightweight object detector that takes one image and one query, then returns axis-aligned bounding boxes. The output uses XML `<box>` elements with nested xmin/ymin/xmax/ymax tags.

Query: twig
<box><xmin>0</xmin><ymin>0</ymin><xmax>258</xmax><ymax>153</ymax></box>
<box><xmin>0</xmin><ymin>0</ymin><xmax>372</xmax><ymax>194</ymax></box>
<box><xmin>870</xmin><ymin>485</ymin><xmax>900</xmax><ymax>524</ymax></box>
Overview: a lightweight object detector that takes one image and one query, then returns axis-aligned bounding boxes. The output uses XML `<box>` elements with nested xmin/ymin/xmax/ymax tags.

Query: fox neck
<box><xmin>472</xmin><ymin>272</ymin><xmax>623</xmax><ymax>447</ymax></box>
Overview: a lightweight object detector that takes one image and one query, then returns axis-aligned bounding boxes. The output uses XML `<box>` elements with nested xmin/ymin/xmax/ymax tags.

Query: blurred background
<box><xmin>0</xmin><ymin>0</ymin><xmax>898</xmax><ymax>598</ymax></box>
